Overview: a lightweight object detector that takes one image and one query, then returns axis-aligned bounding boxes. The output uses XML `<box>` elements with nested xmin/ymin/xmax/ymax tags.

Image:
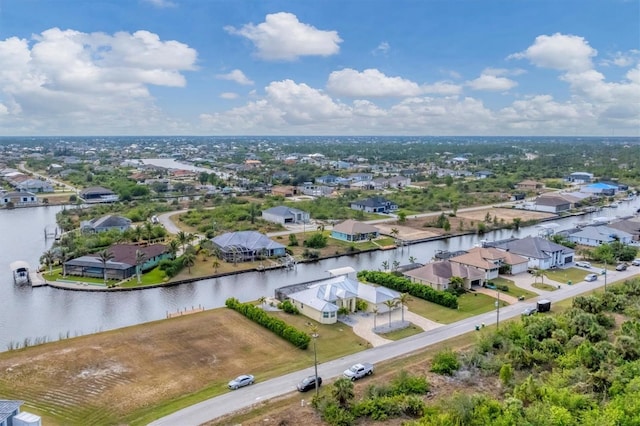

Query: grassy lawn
<box><xmin>0</xmin><ymin>306</ymin><xmax>370</xmax><ymax>426</ymax></box>
<box><xmin>378</xmin><ymin>323</ymin><xmax>423</xmax><ymax>340</ymax></box>
<box><xmin>491</xmin><ymin>277</ymin><xmax>538</xmax><ymax>300</ymax></box>
<box><xmin>374</xmin><ymin>237</ymin><xmax>396</xmax><ymax>247</ymax></box>
<box><xmin>406</xmin><ymin>292</ymin><xmax>502</xmax><ymax>324</ymax></box>
<box><xmin>544</xmin><ymin>267</ymin><xmax>596</xmax><ymax>284</ymax></box>
<box><xmin>532</xmin><ymin>282</ymin><xmax>559</xmax><ymax>291</ymax></box>
<box><xmin>43</xmin><ymin>270</ymin><xmax>111</xmax><ymax>286</ymax></box>
<box><xmin>120</xmin><ymin>267</ymin><xmax>168</xmax><ymax>288</ymax></box>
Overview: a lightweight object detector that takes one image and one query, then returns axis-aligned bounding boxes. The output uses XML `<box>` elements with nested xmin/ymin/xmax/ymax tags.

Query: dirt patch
<box><xmin>0</xmin><ymin>309</ymin><xmax>314</xmax><ymax>425</ymax></box>
<box><xmin>457</xmin><ymin>207</ymin><xmax>554</xmax><ymax>223</ymax></box>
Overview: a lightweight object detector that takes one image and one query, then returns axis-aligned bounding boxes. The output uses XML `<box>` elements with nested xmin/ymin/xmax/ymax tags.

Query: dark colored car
<box><xmin>616</xmin><ymin>264</ymin><xmax>627</xmax><ymax>271</ymax></box>
<box><xmin>297</xmin><ymin>375</ymin><xmax>322</xmax><ymax>392</ymax></box>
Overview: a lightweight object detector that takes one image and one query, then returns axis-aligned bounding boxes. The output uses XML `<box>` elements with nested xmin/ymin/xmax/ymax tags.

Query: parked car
<box><xmin>343</xmin><ymin>362</ymin><xmax>374</xmax><ymax>381</ymax></box>
<box><xmin>584</xmin><ymin>273</ymin><xmax>598</xmax><ymax>282</ymax></box>
<box><xmin>616</xmin><ymin>264</ymin><xmax>627</xmax><ymax>271</ymax></box>
<box><xmin>228</xmin><ymin>374</ymin><xmax>255</xmax><ymax>390</ymax></box>
<box><xmin>575</xmin><ymin>261</ymin><xmax>591</xmax><ymax>268</ymax></box>
<box><xmin>632</xmin><ymin>259</ymin><xmax>640</xmax><ymax>266</ymax></box>
<box><xmin>522</xmin><ymin>306</ymin><xmax>537</xmax><ymax>316</ymax></box>
<box><xmin>297</xmin><ymin>375</ymin><xmax>322</xmax><ymax>392</ymax></box>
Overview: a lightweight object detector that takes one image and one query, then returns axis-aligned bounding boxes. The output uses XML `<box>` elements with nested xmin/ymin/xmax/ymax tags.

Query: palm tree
<box><xmin>390</xmin><ymin>228</ymin><xmax>399</xmax><ymax>240</ymax></box>
<box><xmin>381</xmin><ymin>260</ymin><xmax>389</xmax><ymax>271</ymax></box>
<box><xmin>182</xmin><ymin>249</ymin><xmax>196</xmax><ymax>274</ymax></box>
<box><xmin>200</xmin><ymin>247</ymin><xmax>209</xmax><ymax>261</ymax></box>
<box><xmin>332</xmin><ymin>377</ymin><xmax>355</xmax><ymax>408</ymax></box>
<box><xmin>144</xmin><ymin>221</ymin><xmax>154</xmax><ymax>243</ymax></box>
<box><xmin>258</xmin><ymin>296</ymin><xmax>267</xmax><ymax>309</ymax></box>
<box><xmin>372</xmin><ymin>306</ymin><xmax>378</xmax><ymax>330</ymax></box>
<box><xmin>135</xmin><ymin>249</ymin><xmax>146</xmax><ymax>284</ymax></box>
<box><xmin>212</xmin><ymin>259</ymin><xmax>220</xmax><ymax>273</ymax></box>
<box><xmin>408</xmin><ymin>255</ymin><xmax>417</xmax><ymax>264</ymax></box>
<box><xmin>133</xmin><ymin>225</ymin><xmax>143</xmax><ymax>242</ymax></box>
<box><xmin>98</xmin><ymin>249</ymin><xmax>114</xmax><ymax>287</ymax></box>
<box><xmin>392</xmin><ymin>260</ymin><xmax>400</xmax><ymax>271</ymax></box>
<box><xmin>384</xmin><ymin>299</ymin><xmax>398</xmax><ymax>326</ymax></box>
<box><xmin>42</xmin><ymin>249</ymin><xmax>55</xmax><ymax>273</ymax></box>
<box><xmin>398</xmin><ymin>293</ymin><xmax>412</xmax><ymax>323</ymax></box>
<box><xmin>168</xmin><ymin>240</ymin><xmax>180</xmax><ymax>259</ymax></box>
<box><xmin>177</xmin><ymin>231</ymin><xmax>189</xmax><ymax>253</ymax></box>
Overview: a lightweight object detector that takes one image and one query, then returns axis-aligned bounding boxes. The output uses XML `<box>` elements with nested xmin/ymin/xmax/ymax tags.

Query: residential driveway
<box><xmin>344</xmin><ymin>308</ymin><xmax>443</xmax><ymax>348</ymax></box>
<box><xmin>509</xmin><ymin>273</ymin><xmax>564</xmax><ymax>294</ymax></box>
<box><xmin>474</xmin><ymin>286</ymin><xmax>520</xmax><ymax>304</ymax></box>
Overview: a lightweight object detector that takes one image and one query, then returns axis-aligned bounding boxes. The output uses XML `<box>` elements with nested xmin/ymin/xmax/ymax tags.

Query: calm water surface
<box><xmin>1</xmin><ymin>199</ymin><xmax>638</xmax><ymax>351</ymax></box>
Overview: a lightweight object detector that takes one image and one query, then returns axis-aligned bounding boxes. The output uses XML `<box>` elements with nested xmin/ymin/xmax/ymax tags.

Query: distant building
<box><xmin>80</xmin><ymin>215</ymin><xmax>132</xmax><ymax>233</ymax></box>
<box><xmin>261</xmin><ymin>206</ymin><xmax>310</xmax><ymax>225</ymax></box>
<box><xmin>580</xmin><ymin>182</ymin><xmax>618</xmax><ymax>196</ymax></box>
<box><xmin>350</xmin><ymin>196</ymin><xmax>398</xmax><ymax>214</ymax></box>
<box><xmin>516</xmin><ymin>180</ymin><xmax>544</xmax><ymax>191</ymax></box>
<box><xmin>567</xmin><ymin>225</ymin><xmax>633</xmax><ymax>247</ymax></box>
<box><xmin>79</xmin><ymin>186</ymin><xmax>119</xmax><ymax>203</ymax></box>
<box><xmin>211</xmin><ymin>231</ymin><xmax>286</xmax><ymax>262</ymax></box>
<box><xmin>331</xmin><ymin>220</ymin><xmax>379</xmax><ymax>242</ymax></box>
<box><xmin>534</xmin><ymin>196</ymin><xmax>571</xmax><ymax>213</ymax></box>
<box><xmin>565</xmin><ymin>172</ymin><xmax>593</xmax><ymax>184</ymax></box>
<box><xmin>0</xmin><ymin>191</ymin><xmax>38</xmax><ymax>206</ymax></box>
<box><xmin>494</xmin><ymin>236</ymin><xmax>574</xmax><ymax>269</ymax></box>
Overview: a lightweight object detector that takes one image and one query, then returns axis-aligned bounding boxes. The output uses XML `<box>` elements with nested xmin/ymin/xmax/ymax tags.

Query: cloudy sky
<box><xmin>0</xmin><ymin>0</ymin><xmax>638</xmax><ymax>136</ymax></box>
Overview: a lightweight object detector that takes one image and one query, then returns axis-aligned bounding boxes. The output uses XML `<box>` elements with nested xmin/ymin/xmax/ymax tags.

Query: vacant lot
<box><xmin>0</xmin><ymin>307</ymin><xmax>367</xmax><ymax>425</ymax></box>
<box><xmin>456</xmin><ymin>207</ymin><xmax>554</xmax><ymax>223</ymax></box>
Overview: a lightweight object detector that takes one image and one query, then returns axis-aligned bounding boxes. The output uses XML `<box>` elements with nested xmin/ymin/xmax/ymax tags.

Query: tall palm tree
<box><xmin>135</xmin><ymin>249</ymin><xmax>146</xmax><ymax>284</ymax></box>
<box><xmin>168</xmin><ymin>240</ymin><xmax>180</xmax><ymax>259</ymax></box>
<box><xmin>398</xmin><ymin>293</ymin><xmax>412</xmax><ymax>323</ymax></box>
<box><xmin>177</xmin><ymin>231</ymin><xmax>189</xmax><ymax>253</ymax></box>
<box><xmin>372</xmin><ymin>306</ymin><xmax>378</xmax><ymax>330</ymax></box>
<box><xmin>42</xmin><ymin>249</ymin><xmax>55</xmax><ymax>273</ymax></box>
<box><xmin>144</xmin><ymin>221</ymin><xmax>154</xmax><ymax>243</ymax></box>
<box><xmin>212</xmin><ymin>259</ymin><xmax>220</xmax><ymax>273</ymax></box>
<box><xmin>384</xmin><ymin>299</ymin><xmax>398</xmax><ymax>326</ymax></box>
<box><xmin>392</xmin><ymin>260</ymin><xmax>400</xmax><ymax>271</ymax></box>
<box><xmin>381</xmin><ymin>260</ymin><xmax>389</xmax><ymax>271</ymax></box>
<box><xmin>98</xmin><ymin>249</ymin><xmax>114</xmax><ymax>287</ymax></box>
<box><xmin>182</xmin><ymin>249</ymin><xmax>196</xmax><ymax>274</ymax></box>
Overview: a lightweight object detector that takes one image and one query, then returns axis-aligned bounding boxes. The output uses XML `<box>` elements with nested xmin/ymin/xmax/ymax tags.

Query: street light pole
<box><xmin>604</xmin><ymin>258</ymin><xmax>607</xmax><ymax>292</ymax></box>
<box><xmin>312</xmin><ymin>332</ymin><xmax>319</xmax><ymax>397</ymax></box>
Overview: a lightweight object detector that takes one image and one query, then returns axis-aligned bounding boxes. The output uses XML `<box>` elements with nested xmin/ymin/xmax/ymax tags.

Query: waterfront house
<box><xmin>534</xmin><ymin>196</ymin><xmax>571</xmax><ymax>213</ymax></box>
<box><xmin>350</xmin><ymin>196</ymin><xmax>398</xmax><ymax>214</ymax></box>
<box><xmin>448</xmin><ymin>246</ymin><xmax>529</xmax><ymax>281</ymax></box>
<box><xmin>580</xmin><ymin>182</ymin><xmax>618</xmax><ymax>196</ymax></box>
<box><xmin>607</xmin><ymin>218</ymin><xmax>640</xmax><ymax>242</ymax></box>
<box><xmin>330</xmin><ymin>220</ymin><xmax>379</xmax><ymax>242</ymax></box>
<box><xmin>79</xmin><ymin>186</ymin><xmax>119</xmax><ymax>203</ymax></box>
<box><xmin>80</xmin><ymin>215</ymin><xmax>132</xmax><ymax>233</ymax></box>
<box><xmin>63</xmin><ymin>244</ymin><xmax>170</xmax><ymax>281</ymax></box>
<box><xmin>493</xmin><ymin>236</ymin><xmax>574</xmax><ymax>269</ymax></box>
<box><xmin>261</xmin><ymin>206</ymin><xmax>310</xmax><ymax>225</ymax></box>
<box><xmin>211</xmin><ymin>231</ymin><xmax>286</xmax><ymax>262</ymax></box>
<box><xmin>286</xmin><ymin>275</ymin><xmax>399</xmax><ymax>324</ymax></box>
<box><xmin>0</xmin><ymin>191</ymin><xmax>38</xmax><ymax>206</ymax></box>
<box><xmin>403</xmin><ymin>260</ymin><xmax>486</xmax><ymax>291</ymax></box>
<box><xmin>567</xmin><ymin>225</ymin><xmax>633</xmax><ymax>247</ymax></box>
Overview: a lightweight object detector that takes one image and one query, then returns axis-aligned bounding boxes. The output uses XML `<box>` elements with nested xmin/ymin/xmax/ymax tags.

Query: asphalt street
<box><xmin>149</xmin><ymin>267</ymin><xmax>640</xmax><ymax>426</ymax></box>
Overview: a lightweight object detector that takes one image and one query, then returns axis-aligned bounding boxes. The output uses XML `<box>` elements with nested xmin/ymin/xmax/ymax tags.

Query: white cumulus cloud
<box><xmin>216</xmin><ymin>69</ymin><xmax>254</xmax><ymax>85</ymax></box>
<box><xmin>327</xmin><ymin>68</ymin><xmax>422</xmax><ymax>97</ymax></box>
<box><xmin>467</xmin><ymin>73</ymin><xmax>518</xmax><ymax>92</ymax></box>
<box><xmin>509</xmin><ymin>33</ymin><xmax>597</xmax><ymax>72</ymax></box>
<box><xmin>224</xmin><ymin>12</ymin><xmax>342</xmax><ymax>61</ymax></box>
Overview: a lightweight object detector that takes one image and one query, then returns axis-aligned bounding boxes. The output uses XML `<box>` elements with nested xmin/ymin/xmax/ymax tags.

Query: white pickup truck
<box><xmin>343</xmin><ymin>362</ymin><xmax>374</xmax><ymax>381</ymax></box>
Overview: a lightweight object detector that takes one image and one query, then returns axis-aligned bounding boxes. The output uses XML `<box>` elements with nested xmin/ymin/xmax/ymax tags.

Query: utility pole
<box><xmin>312</xmin><ymin>331</ymin><xmax>319</xmax><ymax>397</ymax></box>
<box><xmin>495</xmin><ymin>291</ymin><xmax>500</xmax><ymax>329</ymax></box>
<box><xmin>604</xmin><ymin>258</ymin><xmax>608</xmax><ymax>292</ymax></box>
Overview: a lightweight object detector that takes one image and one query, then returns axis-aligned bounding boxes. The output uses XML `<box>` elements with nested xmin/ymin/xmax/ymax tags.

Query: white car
<box><xmin>584</xmin><ymin>273</ymin><xmax>598</xmax><ymax>282</ymax></box>
<box><xmin>575</xmin><ymin>261</ymin><xmax>591</xmax><ymax>268</ymax></box>
<box><xmin>632</xmin><ymin>259</ymin><xmax>640</xmax><ymax>266</ymax></box>
<box><xmin>228</xmin><ymin>374</ymin><xmax>255</xmax><ymax>390</ymax></box>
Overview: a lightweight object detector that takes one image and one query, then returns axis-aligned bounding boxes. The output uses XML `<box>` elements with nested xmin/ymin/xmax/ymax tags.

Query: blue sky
<box><xmin>0</xmin><ymin>0</ymin><xmax>638</xmax><ymax>136</ymax></box>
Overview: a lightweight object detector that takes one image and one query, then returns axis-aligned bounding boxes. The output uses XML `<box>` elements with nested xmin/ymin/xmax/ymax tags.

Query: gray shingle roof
<box><xmin>212</xmin><ymin>231</ymin><xmax>285</xmax><ymax>251</ymax></box>
<box><xmin>496</xmin><ymin>236</ymin><xmax>573</xmax><ymax>259</ymax></box>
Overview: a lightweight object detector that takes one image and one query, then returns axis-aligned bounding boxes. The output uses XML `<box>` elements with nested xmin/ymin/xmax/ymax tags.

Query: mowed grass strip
<box><xmin>544</xmin><ymin>267</ymin><xmax>597</xmax><ymax>284</ymax></box>
<box><xmin>406</xmin><ymin>292</ymin><xmax>500</xmax><ymax>324</ymax></box>
<box><xmin>0</xmin><ymin>306</ymin><xmax>368</xmax><ymax>426</ymax></box>
<box><xmin>491</xmin><ymin>277</ymin><xmax>538</xmax><ymax>300</ymax></box>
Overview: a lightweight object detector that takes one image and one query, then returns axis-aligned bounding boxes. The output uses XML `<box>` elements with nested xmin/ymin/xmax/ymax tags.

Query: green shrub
<box><xmin>358</xmin><ymin>271</ymin><xmax>458</xmax><ymax>309</ymax></box>
<box><xmin>431</xmin><ymin>348</ymin><xmax>460</xmax><ymax>375</ymax></box>
<box><xmin>277</xmin><ymin>300</ymin><xmax>300</xmax><ymax>314</ymax></box>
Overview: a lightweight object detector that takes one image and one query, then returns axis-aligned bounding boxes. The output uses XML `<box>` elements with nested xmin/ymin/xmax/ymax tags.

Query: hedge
<box><xmin>357</xmin><ymin>271</ymin><xmax>458</xmax><ymax>309</ymax></box>
<box><xmin>225</xmin><ymin>298</ymin><xmax>310</xmax><ymax>349</ymax></box>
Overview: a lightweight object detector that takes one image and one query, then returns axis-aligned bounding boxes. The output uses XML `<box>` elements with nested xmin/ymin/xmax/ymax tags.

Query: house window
<box><xmin>323</xmin><ymin>312</ymin><xmax>329</xmax><ymax>318</ymax></box>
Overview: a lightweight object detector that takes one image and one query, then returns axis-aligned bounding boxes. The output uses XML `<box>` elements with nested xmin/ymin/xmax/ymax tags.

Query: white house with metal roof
<box><xmin>567</xmin><ymin>226</ymin><xmax>633</xmax><ymax>247</ymax></box>
<box><xmin>261</xmin><ymin>206</ymin><xmax>310</xmax><ymax>225</ymax></box>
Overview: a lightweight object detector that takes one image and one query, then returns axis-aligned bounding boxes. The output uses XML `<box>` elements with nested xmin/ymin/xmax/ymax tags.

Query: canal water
<box><xmin>1</xmin><ymin>199</ymin><xmax>639</xmax><ymax>352</ymax></box>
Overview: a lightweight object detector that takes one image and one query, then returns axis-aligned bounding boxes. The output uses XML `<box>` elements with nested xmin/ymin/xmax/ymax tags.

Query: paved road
<box><xmin>149</xmin><ymin>267</ymin><xmax>640</xmax><ymax>426</ymax></box>
<box><xmin>18</xmin><ymin>162</ymin><xmax>79</xmax><ymax>193</ymax></box>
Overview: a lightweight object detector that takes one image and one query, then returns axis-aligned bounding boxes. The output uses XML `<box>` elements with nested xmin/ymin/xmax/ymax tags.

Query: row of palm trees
<box><xmin>380</xmin><ymin>255</ymin><xmax>418</xmax><ymax>272</ymax></box>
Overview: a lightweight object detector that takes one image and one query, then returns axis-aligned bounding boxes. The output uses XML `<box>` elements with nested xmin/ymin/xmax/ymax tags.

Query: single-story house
<box><xmin>315</xmin><ymin>175</ymin><xmax>340</xmax><ymax>185</ymax></box>
<box><xmin>80</xmin><ymin>214</ymin><xmax>132</xmax><ymax>233</ymax></box>
<box><xmin>534</xmin><ymin>196</ymin><xmax>571</xmax><ymax>213</ymax></box>
<box><xmin>13</xmin><ymin>178</ymin><xmax>54</xmax><ymax>193</ymax></box>
<box><xmin>608</xmin><ymin>218</ymin><xmax>640</xmax><ymax>241</ymax></box>
<box><xmin>0</xmin><ymin>191</ymin><xmax>38</xmax><ymax>206</ymax></box>
<box><xmin>580</xmin><ymin>182</ymin><xmax>618</xmax><ymax>196</ymax></box>
<box><xmin>403</xmin><ymin>260</ymin><xmax>486</xmax><ymax>291</ymax></box>
<box><xmin>475</xmin><ymin>170</ymin><xmax>494</xmax><ymax>179</ymax></box>
<box><xmin>331</xmin><ymin>220</ymin><xmax>379</xmax><ymax>242</ymax></box>
<box><xmin>262</xmin><ymin>206</ymin><xmax>310</xmax><ymax>225</ymax></box>
<box><xmin>286</xmin><ymin>275</ymin><xmax>400</xmax><ymax>324</ymax></box>
<box><xmin>63</xmin><ymin>244</ymin><xmax>171</xmax><ymax>280</ymax></box>
<box><xmin>79</xmin><ymin>186</ymin><xmax>119</xmax><ymax>203</ymax></box>
<box><xmin>565</xmin><ymin>172</ymin><xmax>593</xmax><ymax>184</ymax></box>
<box><xmin>516</xmin><ymin>180</ymin><xmax>544</xmax><ymax>191</ymax></box>
<box><xmin>494</xmin><ymin>236</ymin><xmax>574</xmax><ymax>269</ymax></box>
<box><xmin>567</xmin><ymin>225</ymin><xmax>633</xmax><ymax>247</ymax></box>
<box><xmin>350</xmin><ymin>196</ymin><xmax>398</xmax><ymax>214</ymax></box>
<box><xmin>211</xmin><ymin>231</ymin><xmax>286</xmax><ymax>262</ymax></box>
<box><xmin>271</xmin><ymin>186</ymin><xmax>299</xmax><ymax>197</ymax></box>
